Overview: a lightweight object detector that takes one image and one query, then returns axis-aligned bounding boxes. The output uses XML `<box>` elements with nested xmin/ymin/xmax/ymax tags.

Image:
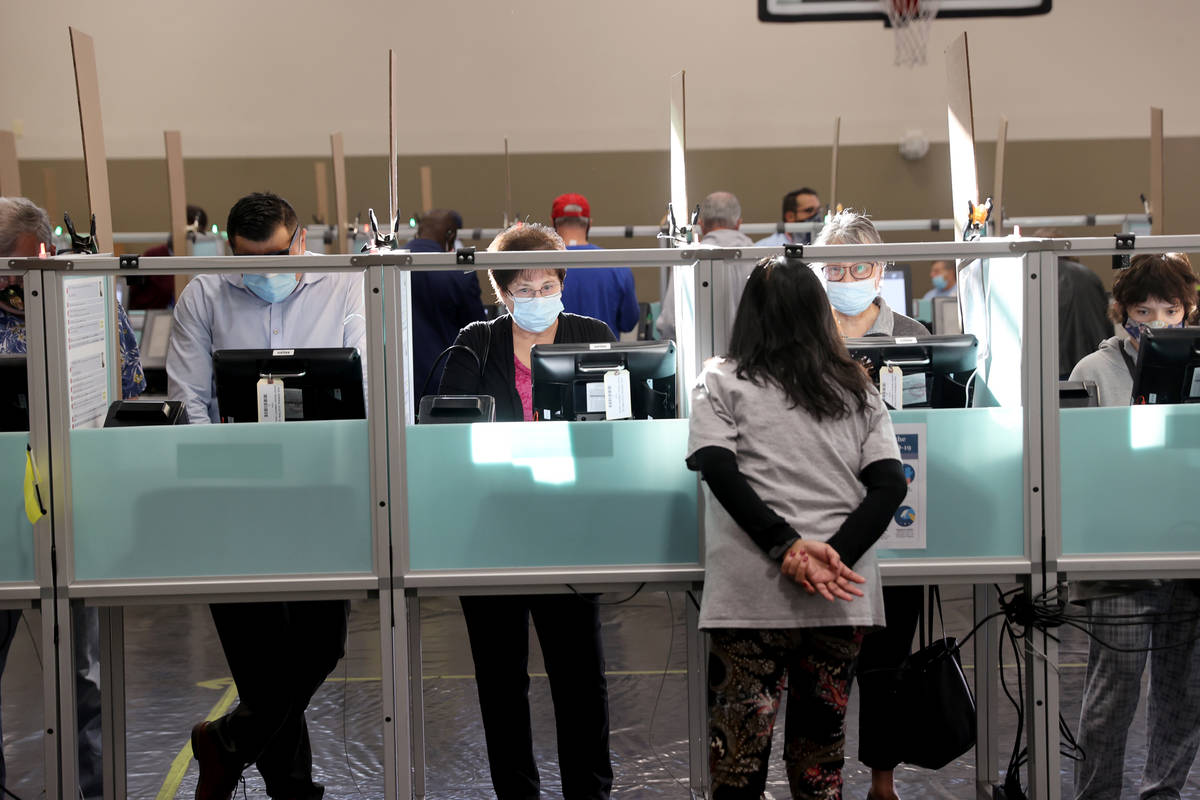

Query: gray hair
<box><xmin>0</xmin><ymin>197</ymin><xmax>52</xmax><ymax>257</ymax></box>
<box><xmin>814</xmin><ymin>209</ymin><xmax>882</xmax><ymax>247</ymax></box>
<box><xmin>699</xmin><ymin>191</ymin><xmax>741</xmax><ymax>231</ymax></box>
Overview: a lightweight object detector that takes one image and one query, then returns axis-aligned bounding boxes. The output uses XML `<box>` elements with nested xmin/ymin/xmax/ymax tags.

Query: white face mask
<box><xmin>509</xmin><ymin>293</ymin><xmax>563</xmax><ymax>332</ymax></box>
<box><xmin>825</xmin><ymin>279</ymin><xmax>878</xmax><ymax>316</ymax></box>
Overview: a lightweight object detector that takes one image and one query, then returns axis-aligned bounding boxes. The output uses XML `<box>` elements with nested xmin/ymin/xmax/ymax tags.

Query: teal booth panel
<box><xmin>70</xmin><ymin>420</ymin><xmax>373</xmax><ymax>580</ymax></box>
<box><xmin>1062</xmin><ymin>405</ymin><xmax>1200</xmax><ymax>555</ymax></box>
<box><xmin>0</xmin><ymin>433</ymin><xmax>35</xmax><ymax>582</ymax></box>
<box><xmin>406</xmin><ymin>419</ymin><xmax>699</xmax><ymax>571</ymax></box>
<box><xmin>877</xmin><ymin>408</ymin><xmax>1025</xmax><ymax>560</ymax></box>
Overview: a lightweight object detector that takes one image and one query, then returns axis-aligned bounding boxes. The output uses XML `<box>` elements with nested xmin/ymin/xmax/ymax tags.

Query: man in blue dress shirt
<box><xmin>169</xmin><ymin>192</ymin><xmax>363</xmax><ymax>800</ymax></box>
<box><xmin>404</xmin><ymin>209</ymin><xmax>486</xmax><ymax>400</ymax></box>
<box><xmin>552</xmin><ymin>193</ymin><xmax>640</xmax><ymax>337</ymax></box>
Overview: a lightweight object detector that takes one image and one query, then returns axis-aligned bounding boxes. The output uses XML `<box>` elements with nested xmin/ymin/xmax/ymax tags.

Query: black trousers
<box><xmin>208</xmin><ymin>600</ymin><xmax>349</xmax><ymax>800</ymax></box>
<box><xmin>460</xmin><ymin>593</ymin><xmax>613</xmax><ymax>800</ymax></box>
<box><xmin>855</xmin><ymin>584</ymin><xmax>924</xmax><ymax>771</ymax></box>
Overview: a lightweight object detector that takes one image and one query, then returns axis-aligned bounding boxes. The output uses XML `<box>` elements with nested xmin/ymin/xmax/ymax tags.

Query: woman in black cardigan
<box><xmin>438</xmin><ymin>223</ymin><xmax>615</xmax><ymax>800</ymax></box>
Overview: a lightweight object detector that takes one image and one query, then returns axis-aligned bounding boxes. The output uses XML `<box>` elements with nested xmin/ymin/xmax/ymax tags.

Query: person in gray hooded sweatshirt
<box><xmin>1068</xmin><ymin>252</ymin><xmax>1198</xmax><ymax>406</ymax></box>
<box><xmin>1068</xmin><ymin>252</ymin><xmax>1200</xmax><ymax>800</ymax></box>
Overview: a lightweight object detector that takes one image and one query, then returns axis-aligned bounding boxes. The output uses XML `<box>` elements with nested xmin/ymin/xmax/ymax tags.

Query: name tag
<box><xmin>880</xmin><ymin>365</ymin><xmax>903</xmax><ymax>409</ymax></box>
<box><xmin>257</xmin><ymin>378</ymin><xmax>284</xmax><ymax>422</ymax></box>
<box><xmin>604</xmin><ymin>368</ymin><xmax>632</xmax><ymax>420</ymax></box>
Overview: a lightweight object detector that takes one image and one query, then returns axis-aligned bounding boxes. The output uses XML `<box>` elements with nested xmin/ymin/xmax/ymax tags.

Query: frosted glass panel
<box><xmin>0</xmin><ymin>433</ymin><xmax>34</xmax><ymax>582</ymax></box>
<box><xmin>1061</xmin><ymin>405</ymin><xmax>1200</xmax><ymax>554</ymax></box>
<box><xmin>878</xmin><ymin>408</ymin><xmax>1025</xmax><ymax>560</ymax></box>
<box><xmin>71</xmin><ymin>420</ymin><xmax>373</xmax><ymax>580</ymax></box>
<box><xmin>406</xmin><ymin>419</ymin><xmax>698</xmax><ymax>571</ymax></box>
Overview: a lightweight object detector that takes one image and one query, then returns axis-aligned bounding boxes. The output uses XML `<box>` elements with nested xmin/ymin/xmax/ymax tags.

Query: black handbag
<box><xmin>896</xmin><ymin>586</ymin><xmax>977</xmax><ymax>770</ymax></box>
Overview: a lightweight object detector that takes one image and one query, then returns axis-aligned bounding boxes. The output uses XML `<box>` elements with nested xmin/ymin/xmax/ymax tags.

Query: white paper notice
<box><xmin>878</xmin><ymin>422</ymin><xmax>926</xmax><ymax>549</ymax></box>
<box><xmin>585</xmin><ymin>382</ymin><xmax>606</xmax><ymax>413</ymax></box>
<box><xmin>63</xmin><ymin>276</ymin><xmax>109</xmax><ymax>429</ymax></box>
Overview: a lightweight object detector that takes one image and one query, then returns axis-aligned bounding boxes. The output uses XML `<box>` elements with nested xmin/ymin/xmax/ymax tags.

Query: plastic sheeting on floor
<box><xmin>3</xmin><ymin>588</ymin><xmax>1200</xmax><ymax>798</ymax></box>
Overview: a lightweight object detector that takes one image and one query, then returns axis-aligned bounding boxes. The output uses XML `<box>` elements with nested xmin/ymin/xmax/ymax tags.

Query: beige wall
<box><xmin>17</xmin><ymin>136</ymin><xmax>1199</xmax><ymax>299</ymax></box>
<box><xmin>3</xmin><ymin>0</ymin><xmax>1200</xmax><ymax>159</ymax></box>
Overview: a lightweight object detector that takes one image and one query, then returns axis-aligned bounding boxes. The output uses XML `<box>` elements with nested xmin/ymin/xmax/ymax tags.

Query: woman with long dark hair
<box><xmin>687</xmin><ymin>255</ymin><xmax>908</xmax><ymax>799</ymax></box>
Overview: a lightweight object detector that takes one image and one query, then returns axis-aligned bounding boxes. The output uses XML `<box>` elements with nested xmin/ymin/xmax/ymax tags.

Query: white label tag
<box><xmin>902</xmin><ymin>372</ymin><xmax>928</xmax><ymax>406</ymax></box>
<box><xmin>894</xmin><ymin>336</ymin><xmax>919</xmax><ymax>345</ymax></box>
<box><xmin>880</xmin><ymin>366</ymin><xmax>903</xmax><ymax>409</ymax></box>
<box><xmin>1189</xmin><ymin>369</ymin><xmax>1200</xmax><ymax>400</ymax></box>
<box><xmin>257</xmin><ymin>378</ymin><xmax>284</xmax><ymax>422</ymax></box>
<box><xmin>586</xmin><ymin>382</ymin><xmax>606</xmax><ymax>413</ymax></box>
<box><xmin>272</xmin><ymin>349</ymin><xmax>294</xmax><ymax>356</ymax></box>
<box><xmin>604</xmin><ymin>368</ymin><xmax>632</xmax><ymax>420</ymax></box>
<box><xmin>588</xmin><ymin>343</ymin><xmax>612</xmax><ymax>350</ymax></box>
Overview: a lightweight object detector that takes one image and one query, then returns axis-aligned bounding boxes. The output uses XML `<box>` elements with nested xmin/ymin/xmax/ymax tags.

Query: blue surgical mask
<box><xmin>510</xmin><ymin>293</ymin><xmax>563</xmax><ymax>332</ymax></box>
<box><xmin>243</xmin><ymin>273</ymin><xmax>299</xmax><ymax>303</ymax></box>
<box><xmin>932</xmin><ymin>275</ymin><xmax>948</xmax><ymax>291</ymax></box>
<box><xmin>1123</xmin><ymin>318</ymin><xmax>1175</xmax><ymax>342</ymax></box>
<box><xmin>826</xmin><ymin>280</ymin><xmax>878</xmax><ymax>316</ymax></box>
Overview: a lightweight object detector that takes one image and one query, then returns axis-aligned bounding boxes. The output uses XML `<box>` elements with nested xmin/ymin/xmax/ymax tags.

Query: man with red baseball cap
<box><xmin>552</xmin><ymin>193</ymin><xmax>640</xmax><ymax>337</ymax></box>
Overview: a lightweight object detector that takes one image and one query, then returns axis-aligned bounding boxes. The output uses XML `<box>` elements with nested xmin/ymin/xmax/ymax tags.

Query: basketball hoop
<box><xmin>886</xmin><ymin>0</ymin><xmax>941</xmax><ymax>67</ymax></box>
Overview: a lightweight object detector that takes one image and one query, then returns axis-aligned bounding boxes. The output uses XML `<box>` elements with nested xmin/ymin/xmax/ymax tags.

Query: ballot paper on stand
<box><xmin>63</xmin><ymin>275</ymin><xmax>111</xmax><ymax>429</ymax></box>
<box><xmin>878</xmin><ymin>422</ymin><xmax>926</xmax><ymax>549</ymax></box>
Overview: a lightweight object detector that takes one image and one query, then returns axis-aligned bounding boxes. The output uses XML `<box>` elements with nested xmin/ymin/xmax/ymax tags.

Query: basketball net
<box><xmin>886</xmin><ymin>0</ymin><xmax>941</xmax><ymax>67</ymax></box>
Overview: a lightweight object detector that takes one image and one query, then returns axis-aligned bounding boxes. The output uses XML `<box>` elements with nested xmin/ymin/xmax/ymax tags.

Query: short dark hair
<box><xmin>782</xmin><ymin>187</ymin><xmax>819</xmax><ymax>220</ymax></box>
<box><xmin>1110</xmin><ymin>252</ymin><xmax>1199</xmax><ymax>324</ymax></box>
<box><xmin>728</xmin><ymin>255</ymin><xmax>871</xmax><ymax>421</ymax></box>
<box><xmin>226</xmin><ymin>192</ymin><xmax>298</xmax><ymax>243</ymax></box>
<box><xmin>487</xmin><ymin>223</ymin><xmax>566</xmax><ymax>302</ymax></box>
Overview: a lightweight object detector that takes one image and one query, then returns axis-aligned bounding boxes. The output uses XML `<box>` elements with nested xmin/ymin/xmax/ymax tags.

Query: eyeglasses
<box><xmin>823</xmin><ymin>262</ymin><xmax>879</xmax><ymax>282</ymax></box>
<box><xmin>509</xmin><ymin>281</ymin><xmax>562</xmax><ymax>299</ymax></box>
<box><xmin>234</xmin><ymin>222</ymin><xmax>302</xmax><ymax>256</ymax></box>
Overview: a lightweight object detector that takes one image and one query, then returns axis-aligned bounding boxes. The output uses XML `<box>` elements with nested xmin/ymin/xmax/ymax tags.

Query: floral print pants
<box><xmin>708</xmin><ymin>627</ymin><xmax>864</xmax><ymax>800</ymax></box>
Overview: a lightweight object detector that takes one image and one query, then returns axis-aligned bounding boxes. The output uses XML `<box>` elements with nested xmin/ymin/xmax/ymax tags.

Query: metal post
<box><xmin>1021</xmin><ymin>250</ymin><xmax>1060</xmax><ymax>800</ymax></box>
<box><xmin>98</xmin><ymin>605</ymin><xmax>126</xmax><ymax>800</ymax></box>
<box><xmin>973</xmin><ymin>584</ymin><xmax>1001</xmax><ymax>798</ymax></box>
<box><xmin>408</xmin><ymin>594</ymin><xmax>425</xmax><ymax>800</ymax></box>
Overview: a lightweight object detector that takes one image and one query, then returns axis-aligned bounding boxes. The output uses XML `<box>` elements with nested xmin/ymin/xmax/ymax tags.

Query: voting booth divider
<box><xmin>5</xmin><ymin>233</ymin><xmax>1200</xmax><ymax>800</ymax></box>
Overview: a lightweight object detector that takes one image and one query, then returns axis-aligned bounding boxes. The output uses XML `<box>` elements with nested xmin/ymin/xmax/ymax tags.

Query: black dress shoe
<box><xmin>191</xmin><ymin>721</ymin><xmax>242</xmax><ymax>800</ymax></box>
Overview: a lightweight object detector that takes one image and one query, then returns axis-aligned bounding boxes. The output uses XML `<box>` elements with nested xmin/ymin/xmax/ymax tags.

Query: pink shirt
<box><xmin>514</xmin><ymin>354</ymin><xmax>534</xmax><ymax>421</ymax></box>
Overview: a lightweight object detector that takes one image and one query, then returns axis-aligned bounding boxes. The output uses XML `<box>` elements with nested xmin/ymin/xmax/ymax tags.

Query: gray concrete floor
<box><xmin>2</xmin><ymin>586</ymin><xmax>1198</xmax><ymax>798</ymax></box>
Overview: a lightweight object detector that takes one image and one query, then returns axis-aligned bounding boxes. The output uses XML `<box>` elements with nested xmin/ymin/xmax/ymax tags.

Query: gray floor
<box><xmin>1</xmin><ymin>586</ymin><xmax>1198</xmax><ymax>799</ymax></box>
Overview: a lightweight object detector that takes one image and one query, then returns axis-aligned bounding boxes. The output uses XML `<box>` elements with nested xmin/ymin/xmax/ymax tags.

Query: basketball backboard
<box><xmin>759</xmin><ymin>0</ymin><xmax>1051</xmax><ymax>23</ymax></box>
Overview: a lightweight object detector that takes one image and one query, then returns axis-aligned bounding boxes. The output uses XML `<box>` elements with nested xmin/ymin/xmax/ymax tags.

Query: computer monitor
<box><xmin>880</xmin><ymin>264</ymin><xmax>912</xmax><ymax>317</ymax></box>
<box><xmin>1130</xmin><ymin>327</ymin><xmax>1200</xmax><ymax>405</ymax></box>
<box><xmin>531</xmin><ymin>340</ymin><xmax>677</xmax><ymax>421</ymax></box>
<box><xmin>844</xmin><ymin>334</ymin><xmax>978</xmax><ymax>409</ymax></box>
<box><xmin>932</xmin><ymin>296</ymin><xmax>963</xmax><ymax>335</ymax></box>
<box><xmin>140</xmin><ymin>309</ymin><xmax>173</xmax><ymax>370</ymax></box>
<box><xmin>0</xmin><ymin>355</ymin><xmax>29</xmax><ymax>432</ymax></box>
<box><xmin>213</xmin><ymin>348</ymin><xmax>366</xmax><ymax>423</ymax></box>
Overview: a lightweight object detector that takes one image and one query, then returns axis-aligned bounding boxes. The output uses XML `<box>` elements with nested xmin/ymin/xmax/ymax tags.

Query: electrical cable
<box><xmin>20</xmin><ymin>614</ymin><xmax>41</xmax><ymax>671</ymax></box>
<box><xmin>566</xmin><ymin>583</ymin><xmax>646</xmax><ymax>606</ymax></box>
<box><xmin>0</xmin><ymin>781</ymin><xmax>28</xmax><ymax>800</ymax></box>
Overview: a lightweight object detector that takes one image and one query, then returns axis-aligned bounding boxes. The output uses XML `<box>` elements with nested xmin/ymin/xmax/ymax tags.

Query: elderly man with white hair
<box><xmin>655</xmin><ymin>190</ymin><xmax>755</xmax><ymax>343</ymax></box>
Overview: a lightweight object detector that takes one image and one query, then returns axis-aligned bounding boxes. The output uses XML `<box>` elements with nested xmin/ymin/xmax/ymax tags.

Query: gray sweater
<box><xmin>1068</xmin><ymin>335</ymin><xmax>1134</xmax><ymax>407</ymax></box>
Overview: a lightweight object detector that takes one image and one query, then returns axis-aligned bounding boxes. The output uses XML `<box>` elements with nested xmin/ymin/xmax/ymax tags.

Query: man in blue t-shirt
<box><xmin>406</xmin><ymin>209</ymin><xmax>487</xmax><ymax>398</ymax></box>
<box><xmin>552</xmin><ymin>193</ymin><xmax>640</xmax><ymax>337</ymax></box>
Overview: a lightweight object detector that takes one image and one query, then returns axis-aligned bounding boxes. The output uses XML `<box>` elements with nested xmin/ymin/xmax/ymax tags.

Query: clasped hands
<box><xmin>780</xmin><ymin>539</ymin><xmax>865</xmax><ymax>602</ymax></box>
